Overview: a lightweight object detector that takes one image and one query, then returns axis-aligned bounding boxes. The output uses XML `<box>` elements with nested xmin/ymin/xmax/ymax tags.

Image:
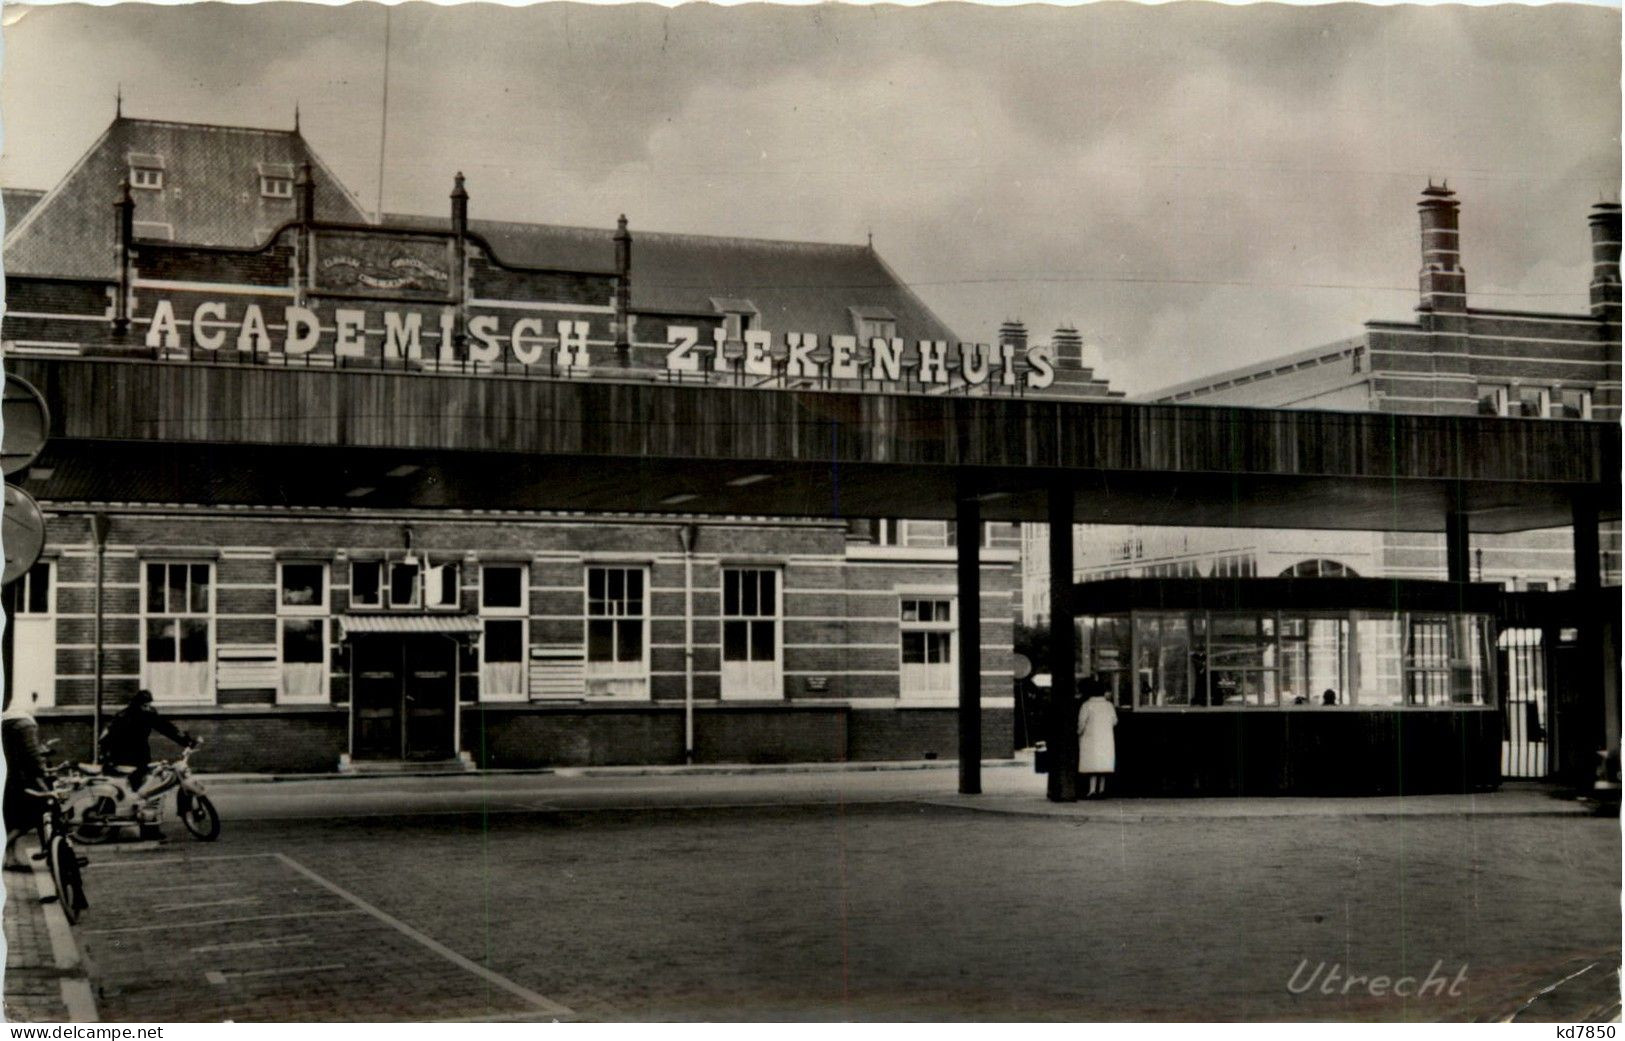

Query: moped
<box><xmin>68</xmin><ymin>740</ymin><xmax>220</xmax><ymax>844</ymax></box>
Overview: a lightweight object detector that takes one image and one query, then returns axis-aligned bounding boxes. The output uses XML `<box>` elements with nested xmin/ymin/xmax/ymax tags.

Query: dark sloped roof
<box><xmin>5</xmin><ymin>118</ymin><xmax>371</xmax><ymax>279</ymax></box>
<box><xmin>3</xmin><ymin>188</ymin><xmax>46</xmax><ymax>228</ymax></box>
<box><xmin>388</xmin><ymin>212</ymin><xmax>960</xmax><ymax>343</ymax></box>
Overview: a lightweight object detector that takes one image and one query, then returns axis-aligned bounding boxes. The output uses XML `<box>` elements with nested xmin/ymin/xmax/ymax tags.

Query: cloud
<box><xmin>1</xmin><ymin>2</ymin><xmax>1616</xmax><ymax>396</ymax></box>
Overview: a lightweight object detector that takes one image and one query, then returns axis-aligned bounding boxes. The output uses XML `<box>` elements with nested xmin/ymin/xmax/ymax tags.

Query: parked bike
<box><xmin>25</xmin><ymin>780</ymin><xmax>89</xmax><ymax>925</ymax></box>
<box><xmin>69</xmin><ymin>740</ymin><xmax>220</xmax><ymax>844</ymax></box>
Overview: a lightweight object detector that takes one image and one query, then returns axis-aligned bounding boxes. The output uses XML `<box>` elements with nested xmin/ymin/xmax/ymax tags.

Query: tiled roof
<box><xmin>9</xmin><ymin>115</ymin><xmax>958</xmax><ymax>344</ymax></box>
<box><xmin>4</xmin><ymin>118</ymin><xmax>371</xmax><ymax>279</ymax></box>
<box><xmin>3</xmin><ymin>188</ymin><xmax>46</xmax><ymax>227</ymax></box>
<box><xmin>388</xmin><ymin>212</ymin><xmax>961</xmax><ymax>344</ymax></box>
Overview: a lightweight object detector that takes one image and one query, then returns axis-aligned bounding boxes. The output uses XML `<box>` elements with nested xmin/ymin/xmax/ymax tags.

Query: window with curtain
<box><xmin>481</xmin><ymin>564</ymin><xmax>528</xmax><ymax>701</ymax></box>
<box><xmin>278</xmin><ymin>562</ymin><xmax>328</xmax><ymax>702</ymax></box>
<box><xmin>144</xmin><ymin>562</ymin><xmax>213</xmax><ymax>702</ymax></box>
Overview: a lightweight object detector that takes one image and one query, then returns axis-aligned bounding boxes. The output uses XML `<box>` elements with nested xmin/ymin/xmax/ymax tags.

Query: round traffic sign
<box><xmin>3</xmin><ymin>484</ymin><xmax>46</xmax><ymax>585</ymax></box>
<box><xmin>1</xmin><ymin>375</ymin><xmax>49</xmax><ymax>477</ymax></box>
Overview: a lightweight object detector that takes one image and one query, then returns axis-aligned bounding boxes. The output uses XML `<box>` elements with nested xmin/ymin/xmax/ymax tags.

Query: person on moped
<box><xmin>100</xmin><ymin>690</ymin><xmax>195</xmax><ymax>801</ymax></box>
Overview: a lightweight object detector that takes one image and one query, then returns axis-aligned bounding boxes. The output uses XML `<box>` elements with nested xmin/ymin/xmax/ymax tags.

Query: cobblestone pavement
<box><xmin>61</xmin><ymin>801</ymin><xmax>1621</xmax><ymax>1023</ymax></box>
<box><xmin>4</xmin><ymin>847</ymin><xmax>95</xmax><ymax>1023</ymax></box>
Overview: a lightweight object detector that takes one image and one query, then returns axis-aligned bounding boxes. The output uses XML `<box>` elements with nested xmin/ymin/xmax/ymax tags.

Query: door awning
<box><xmin>338</xmin><ymin>614</ymin><xmax>483</xmax><ymax>637</ymax></box>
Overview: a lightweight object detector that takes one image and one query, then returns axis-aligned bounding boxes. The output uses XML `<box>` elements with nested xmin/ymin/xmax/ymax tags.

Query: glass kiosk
<box><xmin>1071</xmin><ymin>578</ymin><xmax>1503</xmax><ymax>795</ymax></box>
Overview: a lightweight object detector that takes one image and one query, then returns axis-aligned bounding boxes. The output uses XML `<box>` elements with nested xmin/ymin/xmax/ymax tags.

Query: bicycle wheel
<box><xmin>47</xmin><ymin>836</ymin><xmax>85</xmax><ymax>925</ymax></box>
<box><xmin>181</xmin><ymin>793</ymin><xmax>220</xmax><ymax>842</ymax></box>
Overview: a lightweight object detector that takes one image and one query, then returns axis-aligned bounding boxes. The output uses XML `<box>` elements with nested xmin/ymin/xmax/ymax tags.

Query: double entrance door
<box><xmin>351</xmin><ymin>635</ymin><xmax>458</xmax><ymax>761</ymax></box>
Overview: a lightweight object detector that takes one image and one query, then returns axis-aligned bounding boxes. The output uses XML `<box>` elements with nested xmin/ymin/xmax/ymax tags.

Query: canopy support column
<box><xmin>956</xmin><ymin>493</ymin><xmax>982</xmax><ymax>795</ymax></box>
<box><xmin>1047</xmin><ymin>485</ymin><xmax>1079</xmax><ymax>802</ymax></box>
<box><xmin>1572</xmin><ymin>498</ymin><xmax>1617</xmax><ymax>771</ymax></box>
<box><xmin>1445</xmin><ymin>510</ymin><xmax>1472</xmax><ymax>583</ymax></box>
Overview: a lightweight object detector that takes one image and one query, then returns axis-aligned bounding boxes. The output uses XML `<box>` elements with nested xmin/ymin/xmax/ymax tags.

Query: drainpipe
<box><xmin>678</xmin><ymin>523</ymin><xmax>697</xmax><ymax>764</ymax></box>
<box><xmin>90</xmin><ymin>513</ymin><xmax>110</xmax><ymax>760</ymax></box>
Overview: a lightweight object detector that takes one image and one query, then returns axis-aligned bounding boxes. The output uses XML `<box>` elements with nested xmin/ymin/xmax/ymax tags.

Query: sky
<box><xmin>1</xmin><ymin>2</ymin><xmax>1618</xmax><ymax>395</ymax></box>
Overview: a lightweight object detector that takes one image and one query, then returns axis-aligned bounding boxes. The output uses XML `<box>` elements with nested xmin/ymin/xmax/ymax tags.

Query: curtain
<box><xmin>282</xmin><ymin>663</ymin><xmax>326</xmax><ymax>701</ymax></box>
<box><xmin>482</xmin><ymin>662</ymin><xmax>526</xmax><ymax>700</ymax></box>
<box><xmin>150</xmin><ymin>662</ymin><xmax>212</xmax><ymax>702</ymax></box>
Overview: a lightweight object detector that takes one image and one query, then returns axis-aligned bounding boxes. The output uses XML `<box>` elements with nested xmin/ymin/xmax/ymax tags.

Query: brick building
<box><xmin>1</xmin><ymin>114</ymin><xmax>1123</xmax><ymax>771</ymax></box>
<box><xmin>1021</xmin><ymin>183</ymin><xmax>1622</xmax><ymax>626</ymax></box>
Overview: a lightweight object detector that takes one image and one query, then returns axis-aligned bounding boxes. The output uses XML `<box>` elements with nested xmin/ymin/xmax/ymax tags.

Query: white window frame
<box><xmin>1514</xmin><ymin>384</ymin><xmax>1552</xmax><ymax>419</ymax></box>
<box><xmin>350</xmin><ymin>560</ymin><xmax>385</xmax><ymax>610</ymax></box>
<box><xmin>276</xmin><ymin>561</ymin><xmax>329</xmax><ymax>705</ymax></box>
<box><xmin>141</xmin><ymin>560</ymin><xmax>215</xmax><ymax>705</ymax></box>
<box><xmin>899</xmin><ymin>593</ymin><xmax>957</xmax><ymax>703</ymax></box>
<box><xmin>720</xmin><ymin>567</ymin><xmax>783</xmax><ymax>701</ymax></box>
<box><xmin>129</xmin><ymin>166</ymin><xmax>163</xmax><ymax>191</ymax></box>
<box><xmin>260</xmin><ymin>175</ymin><xmax>294</xmax><ymax>199</ymax></box>
<box><xmin>387</xmin><ymin>561</ymin><xmax>423</xmax><ymax>610</ymax></box>
<box><xmin>480</xmin><ymin>563</ymin><xmax>529</xmax><ymax>703</ymax></box>
<box><xmin>1476</xmin><ymin>384</ymin><xmax>1510</xmax><ymax>417</ymax></box>
<box><xmin>424</xmin><ymin>559</ymin><xmax>461</xmax><ymax>611</ymax></box>
<box><xmin>15</xmin><ymin>560</ymin><xmax>53</xmax><ymax>618</ymax></box>
<box><xmin>857</xmin><ymin>317</ymin><xmax>898</xmax><ymax>342</ymax></box>
<box><xmin>13</xmin><ymin>561</ymin><xmax>56</xmax><ymax>709</ymax></box>
<box><xmin>584</xmin><ymin>564</ymin><xmax>650</xmax><ymax>700</ymax></box>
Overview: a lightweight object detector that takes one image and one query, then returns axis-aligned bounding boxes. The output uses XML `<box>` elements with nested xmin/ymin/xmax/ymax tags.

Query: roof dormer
<box><xmin>257</xmin><ymin>162</ymin><xmax>295</xmax><ymax>200</ymax></box>
<box><xmin>127</xmin><ymin>152</ymin><xmax>165</xmax><ymax>191</ymax></box>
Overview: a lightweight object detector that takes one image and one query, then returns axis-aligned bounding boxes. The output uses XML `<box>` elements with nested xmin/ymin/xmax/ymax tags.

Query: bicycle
<box><xmin>24</xmin><ymin>781</ymin><xmax>89</xmax><ymax>925</ymax></box>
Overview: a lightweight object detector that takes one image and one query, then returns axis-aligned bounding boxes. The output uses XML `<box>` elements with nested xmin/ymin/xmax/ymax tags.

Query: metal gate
<box><xmin>1499</xmin><ymin>627</ymin><xmax>1548</xmax><ymax>778</ymax></box>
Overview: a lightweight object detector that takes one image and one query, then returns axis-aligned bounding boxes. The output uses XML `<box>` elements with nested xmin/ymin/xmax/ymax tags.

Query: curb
<box><xmin>918</xmin><ymin>797</ymin><xmax>1596</xmax><ymax>822</ymax></box>
<box><xmin>25</xmin><ymin>851</ymin><xmax>99</xmax><ymax>1023</ymax></box>
<box><xmin>202</xmin><ymin>757</ymin><xmax>1031</xmax><ymax>785</ymax></box>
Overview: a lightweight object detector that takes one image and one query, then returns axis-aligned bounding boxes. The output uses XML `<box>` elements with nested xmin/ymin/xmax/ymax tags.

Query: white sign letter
<box><xmin>999</xmin><ymin>342</ymin><xmax>1018</xmax><ymax>386</ymax></box>
<box><xmin>870</xmin><ymin>337</ymin><xmax>903</xmax><ymax>383</ymax></box>
<box><xmin>786</xmin><ymin>333</ymin><xmax>819</xmax><ymax>379</ymax></box>
<box><xmin>383</xmin><ymin>311</ymin><xmax>423</xmax><ymax>361</ymax></box>
<box><xmin>960</xmin><ymin>342</ymin><xmax>990</xmax><ymax>386</ymax></box>
<box><xmin>665</xmin><ymin>326</ymin><xmax>701</xmax><ymax>373</ymax></box>
<box><xmin>144</xmin><ymin>299</ymin><xmax>179</xmax><ymax>350</ymax></box>
<box><xmin>192</xmin><ymin>302</ymin><xmax>227</xmax><ymax>352</ymax></box>
<box><xmin>511</xmin><ymin>318</ymin><xmax>547</xmax><ymax>366</ymax></box>
<box><xmin>237</xmin><ymin>304</ymin><xmax>271</xmax><ymax>354</ymax></box>
<box><xmin>334</xmin><ymin>309</ymin><xmax>367</xmax><ymax>358</ymax></box>
<box><xmin>467</xmin><ymin>315</ymin><xmax>501</xmax><ymax>364</ymax></box>
<box><xmin>710</xmin><ymin>327</ymin><xmax>730</xmax><ymax>372</ymax></box>
<box><xmin>556</xmin><ymin>320</ymin><xmax>591</xmax><ymax>369</ymax></box>
<box><xmin>830</xmin><ymin>335</ymin><xmax>859</xmax><ymax>380</ymax></box>
<box><xmin>438</xmin><ymin>308</ymin><xmax>458</xmax><ymax>362</ymax></box>
<box><xmin>283</xmin><ymin>306</ymin><xmax>320</xmax><ymax>355</ymax></box>
<box><xmin>742</xmin><ymin>329</ymin><xmax>773</xmax><ymax>377</ymax></box>
<box><xmin>917</xmin><ymin>340</ymin><xmax>949</xmax><ymax>385</ymax></box>
<box><xmin>1024</xmin><ymin>345</ymin><xmax>1055</xmax><ymax>390</ymax></box>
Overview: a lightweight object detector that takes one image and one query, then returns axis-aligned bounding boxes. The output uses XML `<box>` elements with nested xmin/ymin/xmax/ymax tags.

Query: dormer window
<box><xmin>850</xmin><ymin>306</ymin><xmax>897</xmax><ymax>342</ymax></box>
<box><xmin>710</xmin><ymin>298</ymin><xmax>759</xmax><ymax>343</ymax></box>
<box><xmin>127</xmin><ymin>153</ymin><xmax>165</xmax><ymax>191</ymax></box>
<box><xmin>258</xmin><ymin>162</ymin><xmax>295</xmax><ymax>200</ymax></box>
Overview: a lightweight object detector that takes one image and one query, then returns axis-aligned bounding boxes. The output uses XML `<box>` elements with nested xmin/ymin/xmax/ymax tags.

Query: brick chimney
<box><xmin>450</xmin><ymin>171</ymin><xmax>469</xmax><ymax>239</ymax></box>
<box><xmin>1052</xmin><ymin>325</ymin><xmax>1084</xmax><ymax>369</ymax></box>
<box><xmin>1589</xmin><ymin>201</ymin><xmax>1621</xmax><ymax>325</ymax></box>
<box><xmin>1417</xmin><ymin>181</ymin><xmax>1467</xmax><ymax>318</ymax></box>
<box><xmin>296</xmin><ymin>161</ymin><xmax>315</xmax><ymax>225</ymax></box>
<box><xmin>112</xmin><ymin>178</ymin><xmax>134</xmax><ymax>340</ymax></box>
<box><xmin>613</xmin><ymin>214</ymin><xmax>632</xmax><ymax>364</ymax></box>
<box><xmin>998</xmin><ymin>319</ymin><xmax>1028</xmax><ymax>351</ymax></box>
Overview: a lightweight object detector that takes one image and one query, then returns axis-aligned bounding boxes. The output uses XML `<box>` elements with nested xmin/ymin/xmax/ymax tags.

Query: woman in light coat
<box><xmin>1077</xmin><ymin>681</ymin><xmax>1118</xmax><ymax>798</ymax></box>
